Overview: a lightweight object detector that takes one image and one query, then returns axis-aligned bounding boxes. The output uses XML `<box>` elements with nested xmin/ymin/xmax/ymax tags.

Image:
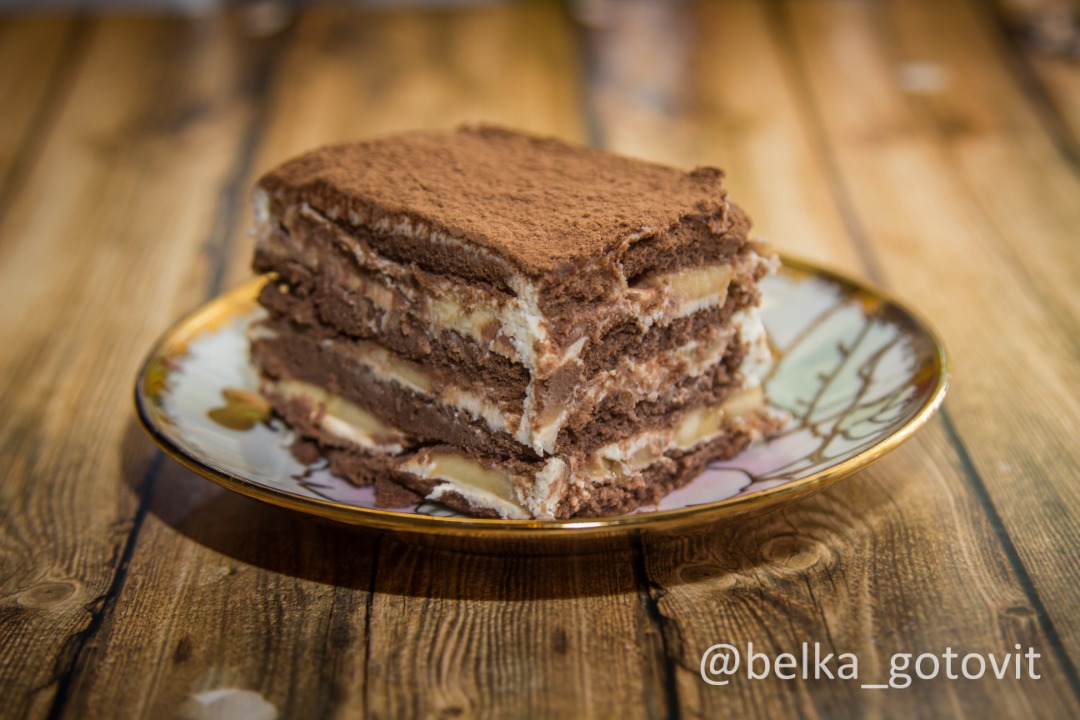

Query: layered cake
<box><xmin>248</xmin><ymin>125</ymin><xmax>783</xmax><ymax>519</ymax></box>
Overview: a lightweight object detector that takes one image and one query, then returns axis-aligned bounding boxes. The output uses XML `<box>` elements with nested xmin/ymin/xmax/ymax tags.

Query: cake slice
<box><xmin>249</xmin><ymin>125</ymin><xmax>783</xmax><ymax>519</ymax></box>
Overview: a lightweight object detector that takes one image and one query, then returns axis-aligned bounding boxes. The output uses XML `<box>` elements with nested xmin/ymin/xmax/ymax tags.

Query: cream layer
<box><xmin>265</xmin><ymin>370</ymin><xmax>773</xmax><ymax>518</ymax></box>
<box><xmin>262</xmin><ymin>311</ymin><xmax>758</xmax><ymax>456</ymax></box>
<box><xmin>317</xmin><ymin>335</ymin><xmax>520</xmax><ymax>436</ymax></box>
<box><xmin>254</xmin><ymin>194</ymin><xmax>769</xmax><ymax>380</ymax></box>
<box><xmin>264</xmin><ymin>378</ymin><xmax>411</xmax><ymax>454</ymax></box>
<box><xmin>521</xmin><ymin>324</ymin><xmax>742</xmax><ymax>454</ymax></box>
<box><xmin>399</xmin><ymin>384</ymin><xmax>771</xmax><ymax>519</ymax></box>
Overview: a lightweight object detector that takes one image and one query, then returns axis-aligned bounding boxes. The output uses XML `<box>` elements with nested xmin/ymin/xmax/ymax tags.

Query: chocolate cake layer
<box><xmin>260</xmin><ymin>374</ymin><xmax>783</xmax><ymax>519</ymax></box>
<box><xmin>253</xmin><ymin>196</ymin><xmax>771</xmax><ymax>375</ymax></box>
<box><xmin>249</xmin><ymin>126</ymin><xmax>783</xmax><ymax>518</ymax></box>
<box><xmin>253</xmin><ymin>267</ymin><xmax>762</xmax><ymax>450</ymax></box>
<box><xmin>256</xmin><ymin>124</ymin><xmax>749</xmax><ymax>280</ymax></box>
<box><xmin>252</xmin><ymin>188</ymin><xmax>773</xmax><ymax>455</ymax></box>
<box><xmin>251</xmin><ymin>317</ymin><xmax>752</xmax><ymax>460</ymax></box>
<box><xmin>255</xmin><ymin>251</ymin><xmax>761</xmax><ymax>380</ymax></box>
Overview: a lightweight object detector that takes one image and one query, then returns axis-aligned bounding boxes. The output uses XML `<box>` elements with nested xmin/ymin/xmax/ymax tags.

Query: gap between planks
<box><xmin>40</xmin><ymin>21</ymin><xmax>292</xmax><ymax>720</ymax></box>
<box><xmin>767</xmin><ymin>0</ymin><xmax>1080</xmax><ymax>704</ymax></box>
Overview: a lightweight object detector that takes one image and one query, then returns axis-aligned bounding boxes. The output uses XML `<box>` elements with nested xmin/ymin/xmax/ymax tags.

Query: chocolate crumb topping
<box><xmin>257</xmin><ymin>124</ymin><xmax>746</xmax><ymax>278</ymax></box>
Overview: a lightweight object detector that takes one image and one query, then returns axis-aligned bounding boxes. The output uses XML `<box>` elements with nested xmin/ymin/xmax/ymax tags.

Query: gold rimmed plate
<box><xmin>135</xmin><ymin>257</ymin><xmax>948</xmax><ymax>545</ymax></box>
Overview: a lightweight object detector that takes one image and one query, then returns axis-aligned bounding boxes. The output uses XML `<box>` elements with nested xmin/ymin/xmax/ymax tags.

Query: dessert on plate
<box><xmin>248</xmin><ymin>125</ymin><xmax>784</xmax><ymax>519</ymax></box>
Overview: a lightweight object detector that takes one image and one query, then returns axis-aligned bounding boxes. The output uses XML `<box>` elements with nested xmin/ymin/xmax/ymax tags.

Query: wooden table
<box><xmin>2</xmin><ymin>1</ymin><xmax>1078</xmax><ymax>717</ymax></box>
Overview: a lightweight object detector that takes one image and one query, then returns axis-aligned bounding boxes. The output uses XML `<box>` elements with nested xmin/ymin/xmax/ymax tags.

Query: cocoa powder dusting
<box><xmin>257</xmin><ymin>124</ymin><xmax>746</xmax><ymax>278</ymax></box>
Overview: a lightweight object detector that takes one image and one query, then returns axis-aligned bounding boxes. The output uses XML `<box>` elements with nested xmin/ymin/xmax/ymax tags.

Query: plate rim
<box><xmin>134</xmin><ymin>255</ymin><xmax>950</xmax><ymax>539</ymax></box>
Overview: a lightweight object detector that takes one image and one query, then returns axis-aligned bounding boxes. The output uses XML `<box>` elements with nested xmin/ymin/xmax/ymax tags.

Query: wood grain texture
<box><xmin>591</xmin><ymin>1</ymin><xmax>1080</xmax><ymax>715</ymax></box>
<box><xmin>584</xmin><ymin>0</ymin><xmax>865</xmax><ymax>276</ymax></box>
<box><xmin>1025</xmin><ymin>51</ymin><xmax>1080</xmax><ymax>154</ymax></box>
<box><xmin>779</xmin><ymin>0</ymin><xmax>1080</xmax><ymax>672</ymax></box>
<box><xmin>644</xmin><ymin>432</ymin><xmax>1078</xmax><ymax>718</ymax></box>
<box><xmin>36</xmin><ymin>8</ymin><xmax>663</xmax><ymax>720</ymax></box>
<box><xmin>991</xmin><ymin>0</ymin><xmax>1080</xmax><ymax>188</ymax></box>
<box><xmin>218</xmin><ymin>4</ymin><xmax>588</xmax><ymax>292</ymax></box>
<box><xmin>55</xmin><ymin>455</ymin><xmax>380</xmax><ymax>719</ymax></box>
<box><xmin>364</xmin><ymin>539</ymin><xmax>668</xmax><ymax>719</ymax></box>
<box><xmin>884</xmin><ymin>0</ymin><xmax>1080</xmax><ymax>328</ymax></box>
<box><xmin>0</xmin><ymin>15</ymin><xmax>288</xmax><ymax>719</ymax></box>
<box><xmin>0</xmin><ymin>2</ymin><xmax>1077</xmax><ymax>718</ymax></box>
<box><xmin>0</xmin><ymin>16</ymin><xmax>82</xmax><ymax>213</ymax></box>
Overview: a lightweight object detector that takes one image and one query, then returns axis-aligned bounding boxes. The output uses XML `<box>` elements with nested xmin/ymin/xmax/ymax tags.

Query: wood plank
<box><xmin>989</xmin><ymin>1</ymin><xmax>1080</xmax><ymax>197</ymax></box>
<box><xmin>585</xmin><ymin>0</ymin><xmax>865</xmax><ymax>276</ymax></box>
<box><xmin>0</xmin><ymin>16</ymin><xmax>81</xmax><ymax>206</ymax></box>
<box><xmin>589</xmin><ymin>0</ymin><xmax>1080</xmax><ymax>713</ymax></box>
<box><xmin>45</xmin><ymin>8</ymin><xmax>664</xmax><ymax>719</ymax></box>
<box><xmin>883</xmin><ymin>0</ymin><xmax>1080</xmax><ymax>332</ymax></box>
<box><xmin>4</xmin><ymin>3</ymin><xmax>1073</xmax><ymax>717</ymax></box>
<box><xmin>780</xmin><ymin>0</ymin><xmax>1080</xmax><ymax>672</ymax></box>
<box><xmin>0</xmin><ymin>15</ymin><xmax>285</xmax><ymax>719</ymax></box>
<box><xmin>365</xmin><ymin>538</ymin><xmax>668</xmax><ymax>719</ymax></box>
<box><xmin>218</xmin><ymin>3</ymin><xmax>588</xmax><ymax>291</ymax></box>
<box><xmin>59</xmin><ymin>457</ymin><xmax>380</xmax><ymax>719</ymax></box>
<box><xmin>649</xmin><ymin>430</ymin><xmax>1076</xmax><ymax>717</ymax></box>
<box><xmin>1025</xmin><ymin>53</ymin><xmax>1080</xmax><ymax>154</ymax></box>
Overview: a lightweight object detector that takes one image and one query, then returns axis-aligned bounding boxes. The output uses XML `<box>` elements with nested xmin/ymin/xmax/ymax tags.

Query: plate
<box><xmin>135</xmin><ymin>257</ymin><xmax>948</xmax><ymax>542</ymax></box>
